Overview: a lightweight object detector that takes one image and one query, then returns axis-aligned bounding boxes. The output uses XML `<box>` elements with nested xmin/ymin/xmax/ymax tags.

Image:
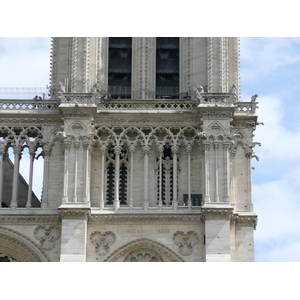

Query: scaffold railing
<box><xmin>0</xmin><ymin>87</ymin><xmax>50</xmax><ymax>100</ymax></box>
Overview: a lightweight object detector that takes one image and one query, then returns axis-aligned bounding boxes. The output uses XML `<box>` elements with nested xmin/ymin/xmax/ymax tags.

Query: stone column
<box><xmin>26</xmin><ymin>148</ymin><xmax>35</xmax><ymax>208</ymax></box>
<box><xmin>82</xmin><ymin>140</ymin><xmax>92</xmax><ymax>204</ymax></box>
<box><xmin>158</xmin><ymin>145</ymin><xmax>163</xmax><ymax>210</ymax></box>
<box><xmin>203</xmin><ymin>142</ymin><xmax>211</xmax><ymax>204</ymax></box>
<box><xmin>129</xmin><ymin>145</ymin><xmax>135</xmax><ymax>210</ymax></box>
<box><xmin>10</xmin><ymin>145</ymin><xmax>21</xmax><ymax>209</ymax></box>
<box><xmin>100</xmin><ymin>146</ymin><xmax>106</xmax><ymax>210</ymax></box>
<box><xmin>0</xmin><ymin>145</ymin><xmax>5</xmax><ymax>206</ymax></box>
<box><xmin>213</xmin><ymin>141</ymin><xmax>219</xmax><ymax>202</ymax></box>
<box><xmin>223</xmin><ymin>142</ymin><xmax>231</xmax><ymax>203</ymax></box>
<box><xmin>132</xmin><ymin>37</ymin><xmax>156</xmax><ymax>100</ymax></box>
<box><xmin>246</xmin><ymin>151</ymin><xmax>254</xmax><ymax>211</ymax></box>
<box><xmin>62</xmin><ymin>141</ymin><xmax>71</xmax><ymax>203</ymax></box>
<box><xmin>97</xmin><ymin>37</ymin><xmax>109</xmax><ymax>93</ymax></box>
<box><xmin>114</xmin><ymin>146</ymin><xmax>121</xmax><ymax>211</ymax></box>
<box><xmin>172</xmin><ymin>146</ymin><xmax>179</xmax><ymax>211</ymax></box>
<box><xmin>143</xmin><ymin>146</ymin><xmax>150</xmax><ymax>210</ymax></box>
<box><xmin>73</xmin><ymin>141</ymin><xmax>80</xmax><ymax>202</ymax></box>
<box><xmin>186</xmin><ymin>145</ymin><xmax>192</xmax><ymax>209</ymax></box>
<box><xmin>41</xmin><ymin>145</ymin><xmax>51</xmax><ymax>209</ymax></box>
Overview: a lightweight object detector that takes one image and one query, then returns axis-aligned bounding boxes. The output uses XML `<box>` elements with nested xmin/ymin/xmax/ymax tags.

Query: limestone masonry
<box><xmin>0</xmin><ymin>37</ymin><xmax>259</xmax><ymax>262</ymax></box>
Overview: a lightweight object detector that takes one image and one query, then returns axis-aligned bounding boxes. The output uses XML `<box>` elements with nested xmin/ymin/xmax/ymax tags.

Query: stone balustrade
<box><xmin>0</xmin><ymin>100</ymin><xmax>59</xmax><ymax>111</ymax></box>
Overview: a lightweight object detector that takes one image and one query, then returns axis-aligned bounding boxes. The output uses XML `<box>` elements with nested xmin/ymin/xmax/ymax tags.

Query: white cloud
<box><xmin>0</xmin><ymin>37</ymin><xmax>51</xmax><ymax>87</ymax></box>
<box><xmin>250</xmin><ymin>93</ymin><xmax>300</xmax><ymax>261</ymax></box>
<box><xmin>241</xmin><ymin>37</ymin><xmax>300</xmax><ymax>83</ymax></box>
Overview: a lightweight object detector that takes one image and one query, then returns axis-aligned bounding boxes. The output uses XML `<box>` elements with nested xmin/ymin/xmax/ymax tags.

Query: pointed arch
<box><xmin>104</xmin><ymin>238</ymin><xmax>184</xmax><ymax>262</ymax></box>
<box><xmin>0</xmin><ymin>227</ymin><xmax>50</xmax><ymax>262</ymax></box>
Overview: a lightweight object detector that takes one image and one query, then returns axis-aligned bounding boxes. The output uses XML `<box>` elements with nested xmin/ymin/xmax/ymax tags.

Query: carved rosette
<box><xmin>90</xmin><ymin>231</ymin><xmax>116</xmax><ymax>256</ymax></box>
<box><xmin>173</xmin><ymin>230</ymin><xmax>199</xmax><ymax>256</ymax></box>
<box><xmin>33</xmin><ymin>225</ymin><xmax>61</xmax><ymax>250</ymax></box>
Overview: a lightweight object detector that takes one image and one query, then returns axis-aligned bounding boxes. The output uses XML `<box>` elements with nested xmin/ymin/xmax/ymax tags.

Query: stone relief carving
<box><xmin>173</xmin><ymin>230</ymin><xmax>199</xmax><ymax>256</ymax></box>
<box><xmin>90</xmin><ymin>231</ymin><xmax>116</xmax><ymax>255</ymax></box>
<box><xmin>33</xmin><ymin>225</ymin><xmax>61</xmax><ymax>250</ymax></box>
<box><xmin>124</xmin><ymin>248</ymin><xmax>163</xmax><ymax>262</ymax></box>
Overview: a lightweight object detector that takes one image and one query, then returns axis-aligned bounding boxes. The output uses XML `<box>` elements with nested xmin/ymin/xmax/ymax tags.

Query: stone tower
<box><xmin>0</xmin><ymin>37</ymin><xmax>259</xmax><ymax>262</ymax></box>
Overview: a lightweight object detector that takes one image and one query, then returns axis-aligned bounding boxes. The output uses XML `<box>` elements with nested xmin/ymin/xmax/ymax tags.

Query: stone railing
<box><xmin>235</xmin><ymin>102</ymin><xmax>258</xmax><ymax>115</ymax></box>
<box><xmin>197</xmin><ymin>93</ymin><xmax>236</xmax><ymax>106</ymax></box>
<box><xmin>59</xmin><ymin>92</ymin><xmax>98</xmax><ymax>106</ymax></box>
<box><xmin>97</xmin><ymin>99</ymin><xmax>197</xmax><ymax>111</ymax></box>
<box><xmin>0</xmin><ymin>100</ymin><xmax>59</xmax><ymax>111</ymax></box>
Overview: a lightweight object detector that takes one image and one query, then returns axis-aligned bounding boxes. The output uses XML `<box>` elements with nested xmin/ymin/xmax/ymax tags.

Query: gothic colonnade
<box><xmin>0</xmin><ymin>125</ymin><xmax>244</xmax><ymax>210</ymax></box>
<box><xmin>0</xmin><ymin>126</ymin><xmax>44</xmax><ymax>209</ymax></box>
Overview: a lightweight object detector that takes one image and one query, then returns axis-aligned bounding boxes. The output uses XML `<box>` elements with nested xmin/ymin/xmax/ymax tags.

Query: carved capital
<box><xmin>213</xmin><ymin>141</ymin><xmax>219</xmax><ymax>150</ymax></box>
<box><xmin>201</xmin><ymin>207</ymin><xmax>234</xmax><ymax>221</ymax></box>
<box><xmin>74</xmin><ymin>140</ymin><xmax>80</xmax><ymax>149</ymax></box>
<box><xmin>171</xmin><ymin>146</ymin><xmax>179</xmax><ymax>154</ymax></box>
<box><xmin>186</xmin><ymin>145</ymin><xmax>192</xmax><ymax>153</ymax></box>
<box><xmin>62</xmin><ymin>140</ymin><xmax>71</xmax><ymax>150</ymax></box>
<box><xmin>114</xmin><ymin>146</ymin><xmax>122</xmax><ymax>155</ymax></box>
<box><xmin>232</xmin><ymin>214</ymin><xmax>258</xmax><ymax>230</ymax></box>
<box><xmin>142</xmin><ymin>146</ymin><xmax>151</xmax><ymax>154</ymax></box>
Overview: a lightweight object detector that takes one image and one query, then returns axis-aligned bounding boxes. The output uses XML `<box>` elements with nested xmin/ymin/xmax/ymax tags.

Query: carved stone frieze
<box><xmin>90</xmin><ymin>231</ymin><xmax>116</xmax><ymax>256</ymax></box>
<box><xmin>58</xmin><ymin>208</ymin><xmax>90</xmax><ymax>220</ymax></box>
<box><xmin>88</xmin><ymin>214</ymin><xmax>201</xmax><ymax>224</ymax></box>
<box><xmin>199</xmin><ymin>111</ymin><xmax>233</xmax><ymax>118</ymax></box>
<box><xmin>0</xmin><ymin>118</ymin><xmax>62</xmax><ymax>125</ymax></box>
<box><xmin>232</xmin><ymin>214</ymin><xmax>258</xmax><ymax>230</ymax></box>
<box><xmin>0</xmin><ymin>214</ymin><xmax>61</xmax><ymax>225</ymax></box>
<box><xmin>201</xmin><ymin>207</ymin><xmax>234</xmax><ymax>221</ymax></box>
<box><xmin>173</xmin><ymin>230</ymin><xmax>199</xmax><ymax>256</ymax></box>
<box><xmin>33</xmin><ymin>225</ymin><xmax>61</xmax><ymax>250</ymax></box>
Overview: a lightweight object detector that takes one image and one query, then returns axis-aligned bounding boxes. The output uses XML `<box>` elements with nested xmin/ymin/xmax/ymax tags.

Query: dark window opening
<box><xmin>108</xmin><ymin>37</ymin><xmax>132</xmax><ymax>99</ymax></box>
<box><xmin>183</xmin><ymin>194</ymin><xmax>202</xmax><ymax>206</ymax></box>
<box><xmin>156</xmin><ymin>38</ymin><xmax>179</xmax><ymax>99</ymax></box>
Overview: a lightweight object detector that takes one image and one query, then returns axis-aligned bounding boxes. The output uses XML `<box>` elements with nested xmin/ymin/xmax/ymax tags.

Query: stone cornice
<box><xmin>201</xmin><ymin>207</ymin><xmax>234</xmax><ymax>220</ymax></box>
<box><xmin>88</xmin><ymin>213</ymin><xmax>201</xmax><ymax>224</ymax></box>
<box><xmin>232</xmin><ymin>214</ymin><xmax>258</xmax><ymax>230</ymax></box>
<box><xmin>58</xmin><ymin>205</ymin><xmax>91</xmax><ymax>219</ymax></box>
<box><xmin>0</xmin><ymin>214</ymin><xmax>60</xmax><ymax>225</ymax></box>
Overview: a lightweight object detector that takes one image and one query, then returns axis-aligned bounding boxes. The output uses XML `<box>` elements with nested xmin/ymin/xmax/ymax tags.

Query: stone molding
<box><xmin>201</xmin><ymin>207</ymin><xmax>234</xmax><ymax>220</ymax></box>
<box><xmin>124</xmin><ymin>248</ymin><xmax>163</xmax><ymax>262</ymax></box>
<box><xmin>232</xmin><ymin>214</ymin><xmax>258</xmax><ymax>230</ymax></box>
<box><xmin>58</xmin><ymin>207</ymin><xmax>90</xmax><ymax>220</ymax></box>
<box><xmin>104</xmin><ymin>238</ymin><xmax>184</xmax><ymax>262</ymax></box>
<box><xmin>0</xmin><ymin>226</ymin><xmax>51</xmax><ymax>262</ymax></box>
<box><xmin>0</xmin><ymin>214</ymin><xmax>61</xmax><ymax>225</ymax></box>
<box><xmin>88</xmin><ymin>214</ymin><xmax>201</xmax><ymax>224</ymax></box>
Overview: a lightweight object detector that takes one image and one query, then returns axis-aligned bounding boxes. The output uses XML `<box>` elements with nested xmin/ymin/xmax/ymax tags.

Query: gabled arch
<box><xmin>207</xmin><ymin>121</ymin><xmax>226</xmax><ymax>140</ymax></box>
<box><xmin>104</xmin><ymin>238</ymin><xmax>184</xmax><ymax>262</ymax></box>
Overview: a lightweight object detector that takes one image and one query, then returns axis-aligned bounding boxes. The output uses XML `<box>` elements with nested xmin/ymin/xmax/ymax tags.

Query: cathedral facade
<box><xmin>0</xmin><ymin>37</ymin><xmax>259</xmax><ymax>262</ymax></box>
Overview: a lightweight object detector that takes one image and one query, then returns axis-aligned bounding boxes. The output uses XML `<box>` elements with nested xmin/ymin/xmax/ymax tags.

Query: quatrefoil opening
<box><xmin>90</xmin><ymin>231</ymin><xmax>116</xmax><ymax>256</ymax></box>
<box><xmin>33</xmin><ymin>225</ymin><xmax>61</xmax><ymax>250</ymax></box>
<box><xmin>173</xmin><ymin>230</ymin><xmax>199</xmax><ymax>256</ymax></box>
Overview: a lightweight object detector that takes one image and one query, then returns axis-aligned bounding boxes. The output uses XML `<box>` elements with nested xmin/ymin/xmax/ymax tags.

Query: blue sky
<box><xmin>0</xmin><ymin>37</ymin><xmax>300</xmax><ymax>263</ymax></box>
